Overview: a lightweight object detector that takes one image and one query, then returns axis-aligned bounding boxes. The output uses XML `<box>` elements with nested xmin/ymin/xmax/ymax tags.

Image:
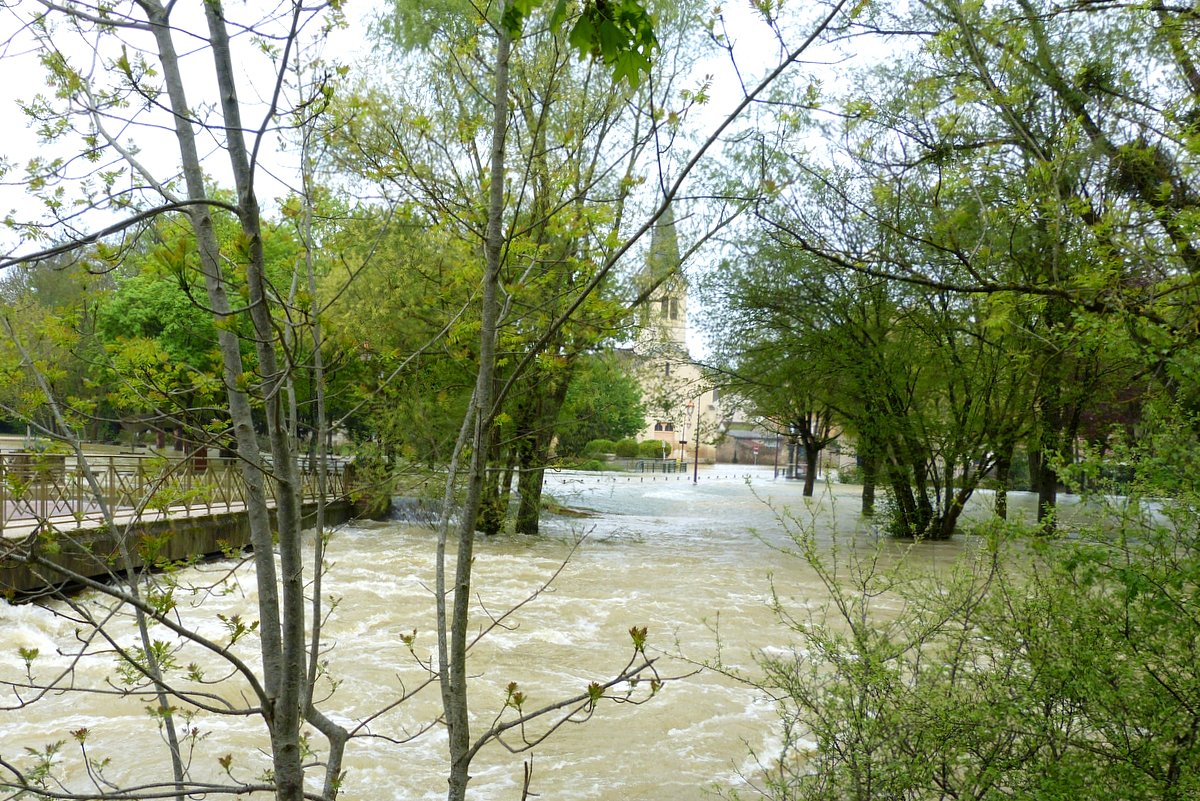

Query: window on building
<box><xmin>664</xmin><ymin>362</ymin><xmax>671</xmax><ymax>377</ymax></box>
<box><xmin>654</xmin><ymin>422</ymin><xmax>664</xmax><ymax>431</ymax></box>
<box><xmin>660</xmin><ymin>297</ymin><xmax>669</xmax><ymax>316</ymax></box>
<box><xmin>664</xmin><ymin>422</ymin><xmax>675</xmax><ymax>432</ymax></box>
<box><xmin>670</xmin><ymin>298</ymin><xmax>680</xmax><ymax>320</ymax></box>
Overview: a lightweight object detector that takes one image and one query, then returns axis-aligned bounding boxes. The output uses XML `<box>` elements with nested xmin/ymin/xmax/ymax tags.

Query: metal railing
<box><xmin>636</xmin><ymin>458</ymin><xmax>680</xmax><ymax>473</ymax></box>
<box><xmin>0</xmin><ymin>451</ymin><xmax>347</xmax><ymax>536</ymax></box>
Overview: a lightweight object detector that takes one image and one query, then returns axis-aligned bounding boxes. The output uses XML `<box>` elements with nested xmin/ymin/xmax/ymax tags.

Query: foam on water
<box><xmin>0</xmin><ymin>468</ymin><xmax>980</xmax><ymax>800</ymax></box>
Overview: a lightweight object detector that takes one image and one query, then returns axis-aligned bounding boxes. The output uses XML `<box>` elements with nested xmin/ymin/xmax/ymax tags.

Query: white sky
<box><xmin>0</xmin><ymin>1</ymin><xmax>371</xmax><ymax>261</ymax></box>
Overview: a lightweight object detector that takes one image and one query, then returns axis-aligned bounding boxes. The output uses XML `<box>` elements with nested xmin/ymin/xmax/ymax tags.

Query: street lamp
<box><xmin>787</xmin><ymin>423</ymin><xmax>798</xmax><ymax>480</ymax></box>
<box><xmin>678</xmin><ymin>415</ymin><xmax>688</xmax><ymax>469</ymax></box>
<box><xmin>686</xmin><ymin>400</ymin><xmax>698</xmax><ymax>484</ymax></box>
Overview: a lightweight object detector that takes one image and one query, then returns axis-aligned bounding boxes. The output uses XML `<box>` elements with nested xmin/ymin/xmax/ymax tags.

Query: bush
<box><xmin>837</xmin><ymin>464</ymin><xmax>861</xmax><ymax>484</ymax></box>
<box><xmin>614</xmin><ymin>438</ymin><xmax>640</xmax><ymax>458</ymax></box>
<box><xmin>747</xmin><ymin>408</ymin><xmax>1200</xmax><ymax>801</ymax></box>
<box><xmin>638</xmin><ymin>439</ymin><xmax>667</xmax><ymax>458</ymax></box>
<box><xmin>583</xmin><ymin>438</ymin><xmax>616</xmax><ymax>455</ymax></box>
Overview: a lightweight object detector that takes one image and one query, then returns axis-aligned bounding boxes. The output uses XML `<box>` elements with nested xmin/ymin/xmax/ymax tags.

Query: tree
<box><xmin>0</xmin><ymin>252</ymin><xmax>112</xmax><ymax>438</ymax></box>
<box><xmin>2</xmin><ymin>3</ymin><xmax>354</xmax><ymax>799</ymax></box>
<box><xmin>338</xmin><ymin>0</ymin><xmax>699</xmax><ymax>539</ymax></box>
<box><xmin>701</xmin><ymin>326</ymin><xmax>838</xmax><ymax>496</ymax></box>
<box><xmin>739</xmin><ymin>401</ymin><xmax>1200</xmax><ymax>801</ymax></box>
<box><xmin>555</xmin><ymin>353</ymin><xmax>646</xmax><ymax>456</ymax></box>
<box><xmin>704</xmin><ymin>219</ymin><xmax>1031</xmax><ymax>538</ymax></box>
<box><xmin>742</xmin><ymin>0</ymin><xmax>1198</xmax><ymax>530</ymax></box>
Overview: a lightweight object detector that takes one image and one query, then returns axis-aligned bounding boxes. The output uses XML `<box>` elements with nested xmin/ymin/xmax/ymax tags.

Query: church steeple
<box><xmin>638</xmin><ymin>204</ymin><xmax>688</xmax><ymax>352</ymax></box>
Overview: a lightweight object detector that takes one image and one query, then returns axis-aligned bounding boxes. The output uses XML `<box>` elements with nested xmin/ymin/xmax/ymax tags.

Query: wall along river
<box><xmin>0</xmin><ymin>466</ymin><xmax>1061</xmax><ymax>800</ymax></box>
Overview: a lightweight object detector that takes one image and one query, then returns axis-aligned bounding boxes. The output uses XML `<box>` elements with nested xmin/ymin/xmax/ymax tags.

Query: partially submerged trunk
<box><xmin>802</xmin><ymin>440</ymin><xmax>819</xmax><ymax>496</ymax></box>
<box><xmin>859</xmin><ymin>449</ymin><xmax>878</xmax><ymax>516</ymax></box>
<box><xmin>994</xmin><ymin>440</ymin><xmax>1014</xmax><ymax>521</ymax></box>
<box><xmin>1033</xmin><ymin>430</ymin><xmax>1060</xmax><ymax>535</ymax></box>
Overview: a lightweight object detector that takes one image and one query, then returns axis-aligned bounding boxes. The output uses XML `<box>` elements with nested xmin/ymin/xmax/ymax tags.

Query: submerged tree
<box><xmin>738</xmin><ymin>0</ymin><xmax>1196</xmax><ymax>532</ymax></box>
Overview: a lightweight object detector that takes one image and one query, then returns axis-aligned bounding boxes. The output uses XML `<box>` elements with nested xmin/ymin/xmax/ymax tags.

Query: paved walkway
<box><xmin>1</xmin><ymin>498</ymin><xmax>253</xmax><ymax>542</ymax></box>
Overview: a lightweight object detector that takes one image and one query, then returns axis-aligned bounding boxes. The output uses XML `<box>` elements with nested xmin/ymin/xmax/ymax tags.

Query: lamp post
<box><xmin>787</xmin><ymin>424</ymin><xmax>798</xmax><ymax>480</ymax></box>
<box><xmin>687</xmin><ymin>400</ymin><xmax>698</xmax><ymax>484</ymax></box>
<box><xmin>678</xmin><ymin>415</ymin><xmax>688</xmax><ymax>469</ymax></box>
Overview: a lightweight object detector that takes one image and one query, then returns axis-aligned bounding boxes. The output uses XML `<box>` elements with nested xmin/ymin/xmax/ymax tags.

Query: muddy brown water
<box><xmin>1</xmin><ymin>468</ymin><xmax>1066</xmax><ymax>800</ymax></box>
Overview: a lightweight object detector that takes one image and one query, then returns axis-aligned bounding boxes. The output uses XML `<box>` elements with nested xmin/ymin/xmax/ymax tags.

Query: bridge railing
<box><xmin>0</xmin><ymin>451</ymin><xmax>347</xmax><ymax>536</ymax></box>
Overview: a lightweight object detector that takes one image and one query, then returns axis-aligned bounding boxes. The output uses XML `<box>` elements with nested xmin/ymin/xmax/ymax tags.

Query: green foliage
<box><xmin>88</xmin><ymin>208</ymin><xmax>309</xmax><ymax>428</ymax></box>
<box><xmin>559</xmin><ymin>0</ymin><xmax>658</xmax><ymax>87</ymax></box>
<box><xmin>0</xmin><ymin>252</ymin><xmax>111</xmax><ymax>433</ymax></box>
<box><xmin>583</xmin><ymin>438</ymin><xmax>616</xmax><ymax>455</ymax></box>
<box><xmin>557</xmin><ymin>356</ymin><xmax>646</xmax><ymax>456</ymax></box>
<box><xmin>613</xmin><ymin>437</ymin><xmax>640</xmax><ymax>457</ymax></box>
<box><xmin>343</xmin><ymin>441</ymin><xmax>397</xmax><ymax>519</ymax></box>
<box><xmin>18</xmin><ymin>646</ymin><xmax>39</xmax><ymax>675</ymax></box>
<box><xmin>382</xmin><ymin>0</ymin><xmax>657</xmax><ymax>87</ymax></box>
<box><xmin>217</xmin><ymin>613</ymin><xmax>259</xmax><ymax>647</ymax></box>
<box><xmin>20</xmin><ymin>740</ymin><xmax>65</xmax><ymax>790</ymax></box>
<box><xmin>750</xmin><ymin>404</ymin><xmax>1200</xmax><ymax>801</ymax></box>
<box><xmin>96</xmin><ymin>272</ymin><xmax>221</xmax><ymax>372</ymax></box>
<box><xmin>317</xmin><ymin>209</ymin><xmax>477</xmax><ymax>466</ymax></box>
<box><xmin>637</xmin><ymin>439</ymin><xmax>665</xmax><ymax>458</ymax></box>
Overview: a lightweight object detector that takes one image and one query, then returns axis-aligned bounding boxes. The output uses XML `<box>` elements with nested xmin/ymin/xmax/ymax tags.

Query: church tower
<box><xmin>631</xmin><ymin>203</ymin><xmax>722</xmax><ymax>466</ymax></box>
<box><xmin>636</xmin><ymin>205</ymin><xmax>688</xmax><ymax>355</ymax></box>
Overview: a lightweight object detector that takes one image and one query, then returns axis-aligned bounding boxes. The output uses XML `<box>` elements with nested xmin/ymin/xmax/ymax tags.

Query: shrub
<box><xmin>584</xmin><ymin>438</ymin><xmax>616</xmax><ymax>455</ymax></box>
<box><xmin>747</xmin><ymin>407</ymin><xmax>1200</xmax><ymax>801</ymax></box>
<box><xmin>614</xmin><ymin>438</ymin><xmax>640</xmax><ymax>458</ymax></box>
<box><xmin>638</xmin><ymin>439</ymin><xmax>667</xmax><ymax>458</ymax></box>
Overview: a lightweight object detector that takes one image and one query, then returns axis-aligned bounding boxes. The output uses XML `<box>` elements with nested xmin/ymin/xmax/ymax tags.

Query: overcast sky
<box><xmin>0</xmin><ymin>0</ymin><xmax>864</xmax><ymax>371</ymax></box>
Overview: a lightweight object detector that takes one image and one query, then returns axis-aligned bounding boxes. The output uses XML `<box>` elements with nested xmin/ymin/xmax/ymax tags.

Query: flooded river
<box><xmin>1</xmin><ymin>468</ymin><xmax>1053</xmax><ymax>800</ymax></box>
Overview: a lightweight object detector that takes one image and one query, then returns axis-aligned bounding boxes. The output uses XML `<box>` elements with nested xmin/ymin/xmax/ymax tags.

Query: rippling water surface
<box><xmin>2</xmin><ymin>468</ymin><xmax>1056</xmax><ymax>800</ymax></box>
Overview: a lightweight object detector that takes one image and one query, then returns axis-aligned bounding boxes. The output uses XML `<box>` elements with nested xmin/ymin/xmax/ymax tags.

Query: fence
<box><xmin>0</xmin><ymin>451</ymin><xmax>347</xmax><ymax>536</ymax></box>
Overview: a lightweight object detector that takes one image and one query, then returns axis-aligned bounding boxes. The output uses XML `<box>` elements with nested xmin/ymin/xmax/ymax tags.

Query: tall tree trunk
<box><xmin>861</xmin><ymin>456</ymin><xmax>877</xmax><ymax>516</ymax></box>
<box><xmin>477</xmin><ymin>431</ymin><xmax>505</xmax><ymax>536</ymax></box>
<box><xmin>203</xmin><ymin>5</ymin><xmax>308</xmax><ymax>796</ymax></box>
<box><xmin>295</xmin><ymin>42</ymin><xmax>351</xmax><ymax>793</ymax></box>
<box><xmin>142</xmin><ymin>5</ymin><xmax>290</xmax><ymax>784</ymax></box>
<box><xmin>514</xmin><ymin>438</ymin><xmax>541</xmax><ymax>536</ymax></box>
<box><xmin>440</xmin><ymin>13</ymin><xmax>511</xmax><ymax>801</ymax></box>
<box><xmin>994</xmin><ymin>441</ymin><xmax>1013</xmax><ymax>521</ymax></box>
<box><xmin>514</xmin><ymin>379</ymin><xmax>569</xmax><ymax>535</ymax></box>
<box><xmin>1034</xmin><ymin>407</ymin><xmax>1063</xmax><ymax>535</ymax></box>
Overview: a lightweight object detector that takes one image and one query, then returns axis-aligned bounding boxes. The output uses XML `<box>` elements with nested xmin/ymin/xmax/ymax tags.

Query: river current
<box><xmin>1</xmin><ymin>467</ymin><xmax>1049</xmax><ymax>800</ymax></box>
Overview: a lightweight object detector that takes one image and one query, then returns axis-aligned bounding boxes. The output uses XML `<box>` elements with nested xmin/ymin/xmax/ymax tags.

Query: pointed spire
<box><xmin>635</xmin><ymin>203</ymin><xmax>688</xmax><ymax>353</ymax></box>
<box><xmin>645</xmin><ymin>204</ymin><xmax>681</xmax><ymax>284</ymax></box>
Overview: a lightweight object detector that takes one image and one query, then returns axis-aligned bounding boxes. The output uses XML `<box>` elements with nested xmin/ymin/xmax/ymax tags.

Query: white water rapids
<box><xmin>1</xmin><ymin>467</ymin><xmax>1058</xmax><ymax>800</ymax></box>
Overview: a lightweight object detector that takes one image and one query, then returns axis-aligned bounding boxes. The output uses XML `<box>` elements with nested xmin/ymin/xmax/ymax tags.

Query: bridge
<box><xmin>0</xmin><ymin>450</ymin><xmax>354</xmax><ymax>597</ymax></box>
